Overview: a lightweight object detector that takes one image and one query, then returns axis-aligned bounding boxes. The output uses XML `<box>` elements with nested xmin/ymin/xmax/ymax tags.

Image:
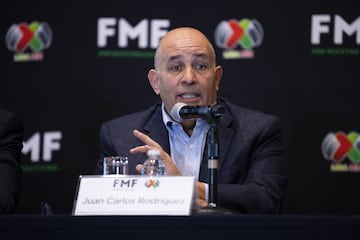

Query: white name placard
<box><xmin>72</xmin><ymin>175</ymin><xmax>195</xmax><ymax>216</ymax></box>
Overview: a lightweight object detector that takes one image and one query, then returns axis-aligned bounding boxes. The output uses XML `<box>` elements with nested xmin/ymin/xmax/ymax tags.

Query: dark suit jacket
<box><xmin>97</xmin><ymin>97</ymin><xmax>288</xmax><ymax>214</ymax></box>
<box><xmin>0</xmin><ymin>108</ymin><xmax>24</xmax><ymax>214</ymax></box>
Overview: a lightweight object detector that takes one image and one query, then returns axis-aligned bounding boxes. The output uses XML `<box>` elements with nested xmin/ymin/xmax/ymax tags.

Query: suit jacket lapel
<box><xmin>217</xmin><ymin>115</ymin><xmax>234</xmax><ymax>172</ymax></box>
<box><xmin>142</xmin><ymin>104</ymin><xmax>170</xmax><ymax>153</ymax></box>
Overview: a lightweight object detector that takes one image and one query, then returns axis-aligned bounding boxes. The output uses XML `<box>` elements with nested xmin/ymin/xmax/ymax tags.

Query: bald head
<box><xmin>147</xmin><ymin>26</ymin><xmax>223</xmax><ymax>118</ymax></box>
<box><xmin>154</xmin><ymin>27</ymin><xmax>216</xmax><ymax>69</ymax></box>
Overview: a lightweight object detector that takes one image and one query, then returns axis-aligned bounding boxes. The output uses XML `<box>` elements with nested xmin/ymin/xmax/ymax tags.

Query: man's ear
<box><xmin>148</xmin><ymin>69</ymin><xmax>160</xmax><ymax>95</ymax></box>
<box><xmin>215</xmin><ymin>66</ymin><xmax>223</xmax><ymax>91</ymax></box>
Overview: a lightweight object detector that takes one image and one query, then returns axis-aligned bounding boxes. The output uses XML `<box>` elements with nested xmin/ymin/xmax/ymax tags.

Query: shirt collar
<box><xmin>161</xmin><ymin>102</ymin><xmax>174</xmax><ymax>126</ymax></box>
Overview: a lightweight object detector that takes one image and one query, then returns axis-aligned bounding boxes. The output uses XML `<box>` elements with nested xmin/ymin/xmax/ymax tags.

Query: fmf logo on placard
<box><xmin>113</xmin><ymin>178</ymin><xmax>138</xmax><ymax>189</ymax></box>
<box><xmin>321</xmin><ymin>131</ymin><xmax>360</xmax><ymax>172</ymax></box>
<box><xmin>5</xmin><ymin>21</ymin><xmax>53</xmax><ymax>62</ymax></box>
<box><xmin>214</xmin><ymin>18</ymin><xmax>264</xmax><ymax>59</ymax></box>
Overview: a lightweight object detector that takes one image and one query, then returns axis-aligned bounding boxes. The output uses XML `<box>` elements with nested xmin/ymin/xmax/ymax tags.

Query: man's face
<box><xmin>148</xmin><ymin>28</ymin><xmax>222</xmax><ymax>116</ymax></box>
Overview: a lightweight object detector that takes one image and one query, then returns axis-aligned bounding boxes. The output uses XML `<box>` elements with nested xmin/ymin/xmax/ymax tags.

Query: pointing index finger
<box><xmin>132</xmin><ymin>130</ymin><xmax>160</xmax><ymax>148</ymax></box>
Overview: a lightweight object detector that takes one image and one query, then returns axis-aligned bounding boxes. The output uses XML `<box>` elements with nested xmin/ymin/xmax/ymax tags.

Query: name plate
<box><xmin>72</xmin><ymin>175</ymin><xmax>195</xmax><ymax>216</ymax></box>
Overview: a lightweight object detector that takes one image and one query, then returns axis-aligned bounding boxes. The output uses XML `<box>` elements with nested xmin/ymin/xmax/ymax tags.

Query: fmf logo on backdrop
<box><xmin>5</xmin><ymin>21</ymin><xmax>53</xmax><ymax>62</ymax></box>
<box><xmin>321</xmin><ymin>131</ymin><xmax>360</xmax><ymax>172</ymax></box>
<box><xmin>97</xmin><ymin>18</ymin><xmax>170</xmax><ymax>58</ymax></box>
<box><xmin>311</xmin><ymin>15</ymin><xmax>360</xmax><ymax>56</ymax></box>
<box><xmin>214</xmin><ymin>19</ymin><xmax>264</xmax><ymax>59</ymax></box>
<box><xmin>21</xmin><ymin>131</ymin><xmax>62</xmax><ymax>172</ymax></box>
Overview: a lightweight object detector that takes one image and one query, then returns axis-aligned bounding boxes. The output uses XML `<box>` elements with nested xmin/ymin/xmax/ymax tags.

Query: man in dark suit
<box><xmin>0</xmin><ymin>108</ymin><xmax>24</xmax><ymax>214</ymax></box>
<box><xmin>96</xmin><ymin>27</ymin><xmax>288</xmax><ymax>214</ymax></box>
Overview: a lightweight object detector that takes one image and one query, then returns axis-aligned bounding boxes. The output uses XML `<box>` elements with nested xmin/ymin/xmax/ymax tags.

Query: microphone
<box><xmin>170</xmin><ymin>102</ymin><xmax>225</xmax><ymax>122</ymax></box>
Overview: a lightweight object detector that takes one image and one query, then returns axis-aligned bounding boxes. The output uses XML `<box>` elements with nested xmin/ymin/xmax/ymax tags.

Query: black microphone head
<box><xmin>170</xmin><ymin>102</ymin><xmax>187</xmax><ymax>122</ymax></box>
<box><xmin>211</xmin><ymin>104</ymin><xmax>226</xmax><ymax>117</ymax></box>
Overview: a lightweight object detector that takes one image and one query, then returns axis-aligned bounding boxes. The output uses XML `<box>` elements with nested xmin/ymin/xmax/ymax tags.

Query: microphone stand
<box><xmin>207</xmin><ymin>121</ymin><xmax>219</xmax><ymax>209</ymax></box>
<box><xmin>183</xmin><ymin>103</ymin><xmax>232</xmax><ymax>214</ymax></box>
<box><xmin>197</xmin><ymin>115</ymin><xmax>225</xmax><ymax>214</ymax></box>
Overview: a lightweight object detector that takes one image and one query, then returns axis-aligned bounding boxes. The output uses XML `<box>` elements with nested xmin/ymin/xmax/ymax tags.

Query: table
<box><xmin>1</xmin><ymin>213</ymin><xmax>360</xmax><ymax>240</ymax></box>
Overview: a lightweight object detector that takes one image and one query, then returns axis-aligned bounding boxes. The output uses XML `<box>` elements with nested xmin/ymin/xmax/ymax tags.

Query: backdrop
<box><xmin>1</xmin><ymin>0</ymin><xmax>359</xmax><ymax>214</ymax></box>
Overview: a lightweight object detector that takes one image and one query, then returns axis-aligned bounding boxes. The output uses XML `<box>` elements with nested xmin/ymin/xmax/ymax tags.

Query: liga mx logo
<box><xmin>214</xmin><ymin>18</ymin><xmax>264</xmax><ymax>59</ymax></box>
<box><xmin>144</xmin><ymin>179</ymin><xmax>160</xmax><ymax>189</ymax></box>
<box><xmin>321</xmin><ymin>131</ymin><xmax>360</xmax><ymax>172</ymax></box>
<box><xmin>5</xmin><ymin>21</ymin><xmax>53</xmax><ymax>62</ymax></box>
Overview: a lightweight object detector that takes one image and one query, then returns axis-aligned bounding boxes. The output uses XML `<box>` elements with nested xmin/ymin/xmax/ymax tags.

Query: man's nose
<box><xmin>181</xmin><ymin>67</ymin><xmax>197</xmax><ymax>84</ymax></box>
